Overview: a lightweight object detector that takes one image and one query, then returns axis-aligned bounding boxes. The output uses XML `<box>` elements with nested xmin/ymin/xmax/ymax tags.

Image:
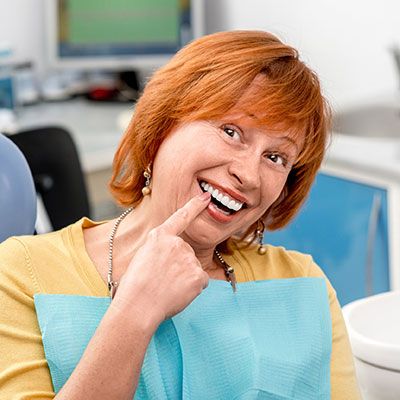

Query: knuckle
<box><xmin>182</xmin><ymin>241</ymin><xmax>195</xmax><ymax>254</ymax></box>
<box><xmin>148</xmin><ymin>228</ymin><xmax>160</xmax><ymax>240</ymax></box>
<box><xmin>173</xmin><ymin>235</ymin><xmax>182</xmax><ymax>245</ymax></box>
<box><xmin>194</xmin><ymin>269</ymin><xmax>205</xmax><ymax>283</ymax></box>
<box><xmin>177</xmin><ymin>208</ymin><xmax>189</xmax><ymax>220</ymax></box>
<box><xmin>200</xmin><ymin>271</ymin><xmax>209</xmax><ymax>289</ymax></box>
<box><xmin>183</xmin><ymin>253</ymin><xmax>195</xmax><ymax>265</ymax></box>
<box><xmin>205</xmin><ymin>278</ymin><xmax>209</xmax><ymax>289</ymax></box>
<box><xmin>171</xmin><ymin>236</ymin><xmax>182</xmax><ymax>249</ymax></box>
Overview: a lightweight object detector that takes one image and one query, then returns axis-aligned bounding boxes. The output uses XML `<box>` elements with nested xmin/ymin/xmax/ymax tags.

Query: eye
<box><xmin>266</xmin><ymin>152</ymin><xmax>287</xmax><ymax>167</ymax></box>
<box><xmin>222</xmin><ymin>125</ymin><xmax>242</xmax><ymax>141</ymax></box>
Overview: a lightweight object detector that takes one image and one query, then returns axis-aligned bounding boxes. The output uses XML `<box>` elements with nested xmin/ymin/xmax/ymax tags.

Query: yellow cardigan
<box><xmin>0</xmin><ymin>218</ymin><xmax>361</xmax><ymax>399</ymax></box>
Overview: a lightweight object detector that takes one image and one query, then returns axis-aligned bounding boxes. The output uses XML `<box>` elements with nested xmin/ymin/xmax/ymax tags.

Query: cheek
<box><xmin>261</xmin><ymin>173</ymin><xmax>287</xmax><ymax>200</ymax></box>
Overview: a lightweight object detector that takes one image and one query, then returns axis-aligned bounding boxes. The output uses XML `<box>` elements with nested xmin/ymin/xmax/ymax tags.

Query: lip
<box><xmin>198</xmin><ymin>178</ymin><xmax>250</xmax><ymax>206</ymax></box>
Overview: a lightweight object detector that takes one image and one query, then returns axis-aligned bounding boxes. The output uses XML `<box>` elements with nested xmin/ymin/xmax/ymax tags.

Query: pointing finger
<box><xmin>158</xmin><ymin>192</ymin><xmax>211</xmax><ymax>236</ymax></box>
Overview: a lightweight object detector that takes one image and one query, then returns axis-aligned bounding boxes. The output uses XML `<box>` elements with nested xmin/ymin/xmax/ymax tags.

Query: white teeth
<box><xmin>199</xmin><ymin>181</ymin><xmax>244</xmax><ymax>212</ymax></box>
<box><xmin>228</xmin><ymin>200</ymin><xmax>236</xmax><ymax>209</ymax></box>
<box><xmin>221</xmin><ymin>195</ymin><xmax>230</xmax><ymax>206</ymax></box>
<box><xmin>209</xmin><ymin>203</ymin><xmax>231</xmax><ymax>216</ymax></box>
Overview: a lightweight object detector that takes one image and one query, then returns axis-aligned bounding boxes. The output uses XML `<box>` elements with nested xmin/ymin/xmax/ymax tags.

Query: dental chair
<box><xmin>7</xmin><ymin>126</ymin><xmax>91</xmax><ymax>232</ymax></box>
<box><xmin>0</xmin><ymin>134</ymin><xmax>36</xmax><ymax>242</ymax></box>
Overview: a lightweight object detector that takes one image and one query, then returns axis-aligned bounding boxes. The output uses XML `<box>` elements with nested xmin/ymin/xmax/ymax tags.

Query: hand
<box><xmin>113</xmin><ymin>192</ymin><xmax>211</xmax><ymax>326</ymax></box>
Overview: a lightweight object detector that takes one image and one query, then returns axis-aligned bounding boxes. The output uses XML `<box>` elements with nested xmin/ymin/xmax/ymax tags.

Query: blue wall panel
<box><xmin>266</xmin><ymin>173</ymin><xmax>390</xmax><ymax>305</ymax></box>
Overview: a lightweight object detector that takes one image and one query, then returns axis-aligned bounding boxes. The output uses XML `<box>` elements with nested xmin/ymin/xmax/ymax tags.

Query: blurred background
<box><xmin>1</xmin><ymin>0</ymin><xmax>400</xmax><ymax>307</ymax></box>
<box><xmin>2</xmin><ymin>0</ymin><xmax>400</xmax><ymax>107</ymax></box>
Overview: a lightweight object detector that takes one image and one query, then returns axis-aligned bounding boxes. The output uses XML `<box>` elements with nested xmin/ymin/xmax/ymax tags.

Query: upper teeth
<box><xmin>200</xmin><ymin>181</ymin><xmax>244</xmax><ymax>212</ymax></box>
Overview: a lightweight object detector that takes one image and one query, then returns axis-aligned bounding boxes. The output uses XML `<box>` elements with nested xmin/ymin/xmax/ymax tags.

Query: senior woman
<box><xmin>0</xmin><ymin>31</ymin><xmax>360</xmax><ymax>399</ymax></box>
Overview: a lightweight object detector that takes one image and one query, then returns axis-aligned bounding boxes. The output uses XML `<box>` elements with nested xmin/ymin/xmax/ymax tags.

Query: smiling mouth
<box><xmin>199</xmin><ymin>180</ymin><xmax>247</xmax><ymax>216</ymax></box>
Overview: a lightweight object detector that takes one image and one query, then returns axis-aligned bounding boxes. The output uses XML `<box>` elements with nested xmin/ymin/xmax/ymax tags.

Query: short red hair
<box><xmin>110</xmin><ymin>30</ymin><xmax>331</xmax><ymax>243</ymax></box>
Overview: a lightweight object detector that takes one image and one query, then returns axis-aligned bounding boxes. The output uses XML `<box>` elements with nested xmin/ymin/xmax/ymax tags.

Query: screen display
<box><xmin>57</xmin><ymin>0</ymin><xmax>191</xmax><ymax>58</ymax></box>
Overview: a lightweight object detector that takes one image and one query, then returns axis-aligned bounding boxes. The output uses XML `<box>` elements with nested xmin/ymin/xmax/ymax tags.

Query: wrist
<box><xmin>109</xmin><ymin>293</ymin><xmax>162</xmax><ymax>335</ymax></box>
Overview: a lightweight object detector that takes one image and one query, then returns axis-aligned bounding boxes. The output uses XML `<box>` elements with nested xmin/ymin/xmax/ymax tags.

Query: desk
<box><xmin>16</xmin><ymin>99</ymin><xmax>133</xmax><ymax>173</ymax></box>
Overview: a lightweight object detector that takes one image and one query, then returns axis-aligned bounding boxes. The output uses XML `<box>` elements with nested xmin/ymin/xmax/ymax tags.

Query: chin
<box><xmin>182</xmin><ymin>220</ymin><xmax>231</xmax><ymax>249</ymax></box>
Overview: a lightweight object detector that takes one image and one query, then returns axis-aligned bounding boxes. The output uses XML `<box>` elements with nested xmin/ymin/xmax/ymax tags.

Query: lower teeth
<box><xmin>210</xmin><ymin>202</ymin><xmax>232</xmax><ymax>216</ymax></box>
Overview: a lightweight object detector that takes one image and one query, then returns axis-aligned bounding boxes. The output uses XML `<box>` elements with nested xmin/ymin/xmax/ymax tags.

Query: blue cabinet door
<box><xmin>266</xmin><ymin>172</ymin><xmax>390</xmax><ymax>305</ymax></box>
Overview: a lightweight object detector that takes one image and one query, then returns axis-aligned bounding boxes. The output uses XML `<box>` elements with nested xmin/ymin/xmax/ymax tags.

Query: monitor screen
<box><xmin>45</xmin><ymin>0</ymin><xmax>204</xmax><ymax>70</ymax></box>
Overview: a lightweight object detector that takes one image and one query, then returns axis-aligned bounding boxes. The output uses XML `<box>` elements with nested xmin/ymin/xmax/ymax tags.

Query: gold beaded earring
<box><xmin>256</xmin><ymin>219</ymin><xmax>267</xmax><ymax>255</ymax></box>
<box><xmin>141</xmin><ymin>164</ymin><xmax>152</xmax><ymax>196</ymax></box>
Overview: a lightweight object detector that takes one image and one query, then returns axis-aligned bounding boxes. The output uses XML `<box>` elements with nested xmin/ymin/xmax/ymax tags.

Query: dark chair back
<box><xmin>8</xmin><ymin>126</ymin><xmax>91</xmax><ymax>230</ymax></box>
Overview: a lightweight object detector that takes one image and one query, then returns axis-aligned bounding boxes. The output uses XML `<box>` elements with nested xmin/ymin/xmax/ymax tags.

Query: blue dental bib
<box><xmin>34</xmin><ymin>278</ymin><xmax>332</xmax><ymax>399</ymax></box>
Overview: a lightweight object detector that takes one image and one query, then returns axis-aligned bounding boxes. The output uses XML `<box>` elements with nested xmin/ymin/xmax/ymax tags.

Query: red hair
<box><xmin>110</xmin><ymin>30</ymin><xmax>331</xmax><ymax>245</ymax></box>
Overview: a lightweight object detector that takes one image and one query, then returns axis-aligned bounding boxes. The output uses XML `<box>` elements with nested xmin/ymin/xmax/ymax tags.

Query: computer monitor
<box><xmin>44</xmin><ymin>0</ymin><xmax>205</xmax><ymax>71</ymax></box>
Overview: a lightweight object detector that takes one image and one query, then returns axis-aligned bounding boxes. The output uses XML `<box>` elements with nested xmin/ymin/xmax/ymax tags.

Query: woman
<box><xmin>0</xmin><ymin>31</ymin><xmax>360</xmax><ymax>399</ymax></box>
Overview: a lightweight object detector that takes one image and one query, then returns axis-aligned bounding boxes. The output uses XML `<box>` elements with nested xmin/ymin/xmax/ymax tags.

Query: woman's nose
<box><xmin>228</xmin><ymin>154</ymin><xmax>261</xmax><ymax>190</ymax></box>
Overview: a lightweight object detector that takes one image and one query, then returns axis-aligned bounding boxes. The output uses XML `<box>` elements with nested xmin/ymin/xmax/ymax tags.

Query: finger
<box><xmin>202</xmin><ymin>271</ymin><xmax>209</xmax><ymax>289</ymax></box>
<box><xmin>159</xmin><ymin>192</ymin><xmax>211</xmax><ymax>236</ymax></box>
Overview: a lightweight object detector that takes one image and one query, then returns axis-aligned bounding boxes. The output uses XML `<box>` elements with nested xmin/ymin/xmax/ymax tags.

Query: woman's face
<box><xmin>150</xmin><ymin>110</ymin><xmax>303</xmax><ymax>249</ymax></box>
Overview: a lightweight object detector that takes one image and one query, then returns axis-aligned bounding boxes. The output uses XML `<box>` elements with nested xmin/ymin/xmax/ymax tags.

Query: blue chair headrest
<box><xmin>0</xmin><ymin>134</ymin><xmax>36</xmax><ymax>242</ymax></box>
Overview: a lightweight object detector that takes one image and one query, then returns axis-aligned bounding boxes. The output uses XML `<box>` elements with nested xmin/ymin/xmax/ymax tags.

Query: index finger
<box><xmin>159</xmin><ymin>192</ymin><xmax>211</xmax><ymax>236</ymax></box>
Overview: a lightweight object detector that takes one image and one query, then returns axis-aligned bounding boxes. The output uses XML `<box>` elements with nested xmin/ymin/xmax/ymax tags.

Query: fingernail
<box><xmin>199</xmin><ymin>192</ymin><xmax>211</xmax><ymax>201</ymax></box>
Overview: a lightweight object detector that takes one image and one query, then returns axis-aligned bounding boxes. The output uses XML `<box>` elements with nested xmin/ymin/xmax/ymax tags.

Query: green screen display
<box><xmin>64</xmin><ymin>0</ymin><xmax>180</xmax><ymax>45</ymax></box>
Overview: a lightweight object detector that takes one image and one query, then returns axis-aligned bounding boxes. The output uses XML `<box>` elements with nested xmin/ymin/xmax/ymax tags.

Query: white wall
<box><xmin>205</xmin><ymin>0</ymin><xmax>400</xmax><ymax>110</ymax></box>
<box><xmin>1</xmin><ymin>0</ymin><xmax>400</xmax><ymax>109</ymax></box>
<box><xmin>0</xmin><ymin>0</ymin><xmax>46</xmax><ymax>76</ymax></box>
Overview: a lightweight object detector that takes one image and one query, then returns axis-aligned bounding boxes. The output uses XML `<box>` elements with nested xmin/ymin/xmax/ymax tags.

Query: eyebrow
<box><xmin>277</xmin><ymin>135</ymin><xmax>299</xmax><ymax>151</ymax></box>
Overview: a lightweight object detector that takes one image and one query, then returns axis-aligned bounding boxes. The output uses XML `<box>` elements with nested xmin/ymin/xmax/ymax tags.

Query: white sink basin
<box><xmin>343</xmin><ymin>291</ymin><xmax>400</xmax><ymax>370</ymax></box>
<box><xmin>333</xmin><ymin>104</ymin><xmax>400</xmax><ymax>138</ymax></box>
<box><xmin>342</xmin><ymin>291</ymin><xmax>400</xmax><ymax>400</ymax></box>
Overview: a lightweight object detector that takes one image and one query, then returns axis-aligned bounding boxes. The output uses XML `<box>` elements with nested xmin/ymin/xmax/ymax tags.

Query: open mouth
<box><xmin>199</xmin><ymin>180</ymin><xmax>247</xmax><ymax>216</ymax></box>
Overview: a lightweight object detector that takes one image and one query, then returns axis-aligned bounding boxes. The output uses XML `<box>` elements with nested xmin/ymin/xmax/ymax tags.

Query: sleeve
<box><xmin>0</xmin><ymin>237</ymin><xmax>55</xmax><ymax>399</ymax></box>
<box><xmin>307</xmin><ymin>259</ymin><xmax>362</xmax><ymax>400</ymax></box>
